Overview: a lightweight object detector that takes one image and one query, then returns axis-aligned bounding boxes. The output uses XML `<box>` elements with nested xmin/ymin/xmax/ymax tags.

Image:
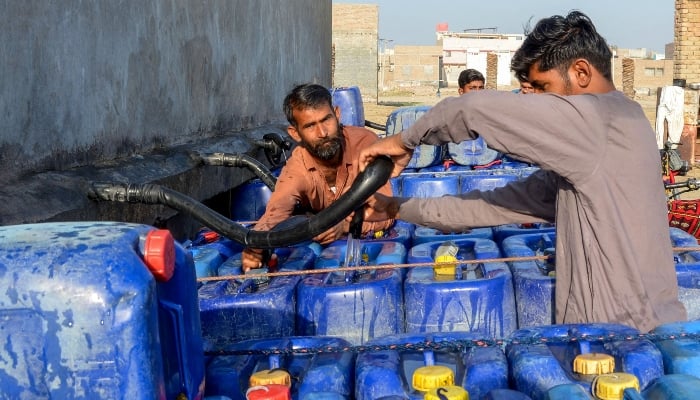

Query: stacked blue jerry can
<box><xmin>507</xmin><ymin>323</ymin><xmax>663</xmax><ymax>400</ymax></box>
<box><xmin>669</xmin><ymin>227</ymin><xmax>700</xmax><ymax>320</ymax></box>
<box><xmin>187</xmin><ymin>228</ymin><xmax>244</xmax><ymax>260</ymax></box>
<box><xmin>315</xmin><ymin>220</ymin><xmax>413</xmax><ymax>250</ymax></box>
<box><xmin>385</xmin><ymin>105</ymin><xmax>443</xmax><ymax>170</ymax></box>
<box><xmin>418</xmin><ymin>163</ymin><xmax>472</xmax><ymax>173</ymax></box>
<box><xmin>542</xmin><ymin>383</ymin><xmax>594</xmax><ymax>399</ymax></box>
<box><xmin>297</xmin><ymin>240</ymin><xmax>406</xmax><ymax>345</ymax></box>
<box><xmin>0</xmin><ymin>222</ymin><xmax>204</xmax><ymax>399</ymax></box>
<box><xmin>446</xmin><ymin>136</ymin><xmax>501</xmax><ymax>167</ymax></box>
<box><xmin>359</xmin><ymin>219</ymin><xmax>414</xmax><ymax>249</ymax></box>
<box><xmin>355</xmin><ymin>332</ymin><xmax>509</xmax><ymax>400</ymax></box>
<box><xmin>670</xmin><ymin>226</ymin><xmax>700</xmax><ymax>248</ymax></box>
<box><xmin>205</xmin><ymin>336</ymin><xmax>354</xmax><ymax>400</ymax></box>
<box><xmin>401</xmin><ymin>173</ymin><xmax>460</xmax><ymax>198</ymax></box>
<box><xmin>492</xmin><ymin>222</ymin><xmax>556</xmax><ymax>246</ymax></box>
<box><xmin>500</xmin><ymin>231</ymin><xmax>557</xmax><ymax>328</ymax></box>
<box><xmin>543</xmin><ymin>374</ymin><xmax>700</xmax><ymax>399</ymax></box>
<box><xmin>314</xmin><ymin>219</ymin><xmax>412</xmax><ymax>266</ymax></box>
<box><xmin>460</xmin><ymin>172</ymin><xmax>519</xmax><ymax>193</ymax></box>
<box><xmin>199</xmin><ymin>246</ymin><xmax>316</xmax><ymax>348</ymax></box>
<box><xmin>330</xmin><ymin>86</ymin><xmax>365</xmax><ymax>127</ymax></box>
<box><xmin>502</xmin><ymin>227</ymin><xmax>693</xmax><ymax>329</ymax></box>
<box><xmin>651</xmin><ymin>320</ymin><xmax>700</xmax><ymax>378</ymax></box>
<box><xmin>637</xmin><ymin>374</ymin><xmax>700</xmax><ymax>399</ymax></box>
<box><xmin>191</xmin><ymin>245</ymin><xmax>225</xmax><ymax>278</ymax></box>
<box><xmin>412</xmin><ymin>224</ymin><xmax>493</xmax><ymax>246</ymax></box>
<box><xmin>390</xmin><ymin>176</ymin><xmax>402</xmax><ymax>196</ymax></box>
<box><xmin>483</xmin><ymin>389</ymin><xmax>533</xmax><ymax>399</ymax></box>
<box><xmin>314</xmin><ymin>240</ymin><xmax>407</xmax><ymax>270</ymax></box>
<box><xmin>483</xmin><ymin>155</ymin><xmax>532</xmax><ymax>171</ymax></box>
<box><xmin>230</xmin><ymin>170</ymin><xmax>279</xmax><ymax>222</ymax></box>
<box><xmin>405</xmin><ymin>238</ymin><xmax>517</xmax><ymax>338</ymax></box>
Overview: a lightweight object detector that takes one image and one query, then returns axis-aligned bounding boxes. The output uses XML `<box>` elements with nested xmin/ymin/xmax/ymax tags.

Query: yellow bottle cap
<box><xmin>374</xmin><ymin>230</ymin><xmax>384</xmax><ymax>239</ymax></box>
<box><xmin>592</xmin><ymin>373</ymin><xmax>639</xmax><ymax>400</ymax></box>
<box><xmin>434</xmin><ymin>254</ymin><xmax>457</xmax><ymax>277</ymax></box>
<box><xmin>412</xmin><ymin>365</ymin><xmax>454</xmax><ymax>392</ymax></box>
<box><xmin>249</xmin><ymin>369</ymin><xmax>292</xmax><ymax>387</ymax></box>
<box><xmin>573</xmin><ymin>353</ymin><xmax>615</xmax><ymax>375</ymax></box>
<box><xmin>424</xmin><ymin>385</ymin><xmax>469</xmax><ymax>400</ymax></box>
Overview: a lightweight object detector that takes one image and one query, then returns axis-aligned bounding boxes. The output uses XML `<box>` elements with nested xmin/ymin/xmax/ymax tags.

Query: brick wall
<box><xmin>675</xmin><ymin>0</ymin><xmax>700</xmax><ymax>83</ymax></box>
<box><xmin>486</xmin><ymin>53</ymin><xmax>498</xmax><ymax>90</ymax></box>
<box><xmin>384</xmin><ymin>45</ymin><xmax>442</xmax><ymax>89</ymax></box>
<box><xmin>617</xmin><ymin>58</ymin><xmax>674</xmax><ymax>96</ymax></box>
<box><xmin>332</xmin><ymin>4</ymin><xmax>378</xmax><ymax>100</ymax></box>
<box><xmin>674</xmin><ymin>0</ymin><xmax>700</xmax><ymax>161</ymax></box>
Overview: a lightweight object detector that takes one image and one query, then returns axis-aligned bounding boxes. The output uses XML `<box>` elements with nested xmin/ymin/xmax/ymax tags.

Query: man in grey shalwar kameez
<box><xmin>357</xmin><ymin>11</ymin><xmax>686</xmax><ymax>332</ymax></box>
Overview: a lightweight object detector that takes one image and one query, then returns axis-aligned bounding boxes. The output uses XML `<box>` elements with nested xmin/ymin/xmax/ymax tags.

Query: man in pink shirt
<box><xmin>242</xmin><ymin>83</ymin><xmax>395</xmax><ymax>271</ymax></box>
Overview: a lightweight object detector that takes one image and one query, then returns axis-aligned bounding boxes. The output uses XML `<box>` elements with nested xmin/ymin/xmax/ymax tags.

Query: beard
<box><xmin>302</xmin><ymin>124</ymin><xmax>345</xmax><ymax>162</ymax></box>
<box><xmin>560</xmin><ymin>69</ymin><xmax>574</xmax><ymax>95</ymax></box>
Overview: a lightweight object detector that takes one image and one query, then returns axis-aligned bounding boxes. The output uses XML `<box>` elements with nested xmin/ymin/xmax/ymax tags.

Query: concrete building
<box><xmin>436</xmin><ymin>26</ymin><xmax>524</xmax><ymax>88</ymax></box>
<box><xmin>615</xmin><ymin>47</ymin><xmax>656</xmax><ymax>59</ymax></box>
<box><xmin>330</xmin><ymin>6</ymin><xmax>676</xmax><ymax>103</ymax></box>
<box><xmin>1</xmin><ymin>1</ymin><xmax>332</xmax><ymax>235</ymax></box>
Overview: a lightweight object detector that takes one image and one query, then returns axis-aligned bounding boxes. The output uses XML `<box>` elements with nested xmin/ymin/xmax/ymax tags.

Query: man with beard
<box><xmin>241</xmin><ymin>83</ymin><xmax>395</xmax><ymax>271</ymax></box>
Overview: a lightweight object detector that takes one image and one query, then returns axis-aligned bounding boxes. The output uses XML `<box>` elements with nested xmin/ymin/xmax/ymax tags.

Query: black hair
<box><xmin>283</xmin><ymin>83</ymin><xmax>333</xmax><ymax>127</ymax></box>
<box><xmin>511</xmin><ymin>11</ymin><xmax>613</xmax><ymax>83</ymax></box>
<box><xmin>457</xmin><ymin>69</ymin><xmax>485</xmax><ymax>88</ymax></box>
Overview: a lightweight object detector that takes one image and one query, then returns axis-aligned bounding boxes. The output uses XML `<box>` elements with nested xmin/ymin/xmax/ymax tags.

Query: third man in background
<box><xmin>457</xmin><ymin>68</ymin><xmax>485</xmax><ymax>95</ymax></box>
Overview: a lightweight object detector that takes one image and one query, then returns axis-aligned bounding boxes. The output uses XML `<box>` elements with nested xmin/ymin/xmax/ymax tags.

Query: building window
<box><xmin>644</xmin><ymin>67</ymin><xmax>664</xmax><ymax>77</ymax></box>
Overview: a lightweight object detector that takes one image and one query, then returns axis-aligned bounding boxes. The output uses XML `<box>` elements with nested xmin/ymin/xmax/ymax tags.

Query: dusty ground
<box><xmin>366</xmin><ymin>87</ymin><xmax>659</xmax><ymax>132</ymax></box>
<box><xmin>364</xmin><ymin>87</ymin><xmax>442</xmax><ymax>130</ymax></box>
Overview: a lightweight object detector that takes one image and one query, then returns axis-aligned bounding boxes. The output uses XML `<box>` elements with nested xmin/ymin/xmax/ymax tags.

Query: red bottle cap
<box><xmin>246</xmin><ymin>385</ymin><xmax>291</xmax><ymax>400</ymax></box>
<box><xmin>143</xmin><ymin>229</ymin><xmax>175</xmax><ymax>282</ymax></box>
<box><xmin>267</xmin><ymin>253</ymin><xmax>279</xmax><ymax>272</ymax></box>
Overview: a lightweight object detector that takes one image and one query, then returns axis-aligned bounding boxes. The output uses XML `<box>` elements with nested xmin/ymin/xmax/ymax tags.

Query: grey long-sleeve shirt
<box><xmin>398</xmin><ymin>90</ymin><xmax>686</xmax><ymax>332</ymax></box>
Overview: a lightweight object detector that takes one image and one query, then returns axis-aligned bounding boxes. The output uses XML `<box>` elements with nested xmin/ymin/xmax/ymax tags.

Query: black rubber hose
<box><xmin>254</xmin><ymin>132</ymin><xmax>294</xmax><ymax>167</ymax></box>
<box><xmin>195</xmin><ymin>152</ymin><xmax>277</xmax><ymax>191</ymax></box>
<box><xmin>365</xmin><ymin>120</ymin><xmax>387</xmax><ymax>131</ymax></box>
<box><xmin>88</xmin><ymin>156</ymin><xmax>393</xmax><ymax>248</ymax></box>
<box><xmin>348</xmin><ymin>205</ymin><xmax>365</xmax><ymax>238</ymax></box>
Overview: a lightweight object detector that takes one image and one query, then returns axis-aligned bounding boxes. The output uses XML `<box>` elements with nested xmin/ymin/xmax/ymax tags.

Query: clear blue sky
<box><xmin>332</xmin><ymin>0</ymin><xmax>674</xmax><ymax>54</ymax></box>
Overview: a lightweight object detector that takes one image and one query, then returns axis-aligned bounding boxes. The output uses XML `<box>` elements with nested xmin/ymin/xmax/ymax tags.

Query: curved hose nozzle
<box><xmin>195</xmin><ymin>152</ymin><xmax>276</xmax><ymax>190</ymax></box>
<box><xmin>254</xmin><ymin>132</ymin><xmax>294</xmax><ymax>167</ymax></box>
